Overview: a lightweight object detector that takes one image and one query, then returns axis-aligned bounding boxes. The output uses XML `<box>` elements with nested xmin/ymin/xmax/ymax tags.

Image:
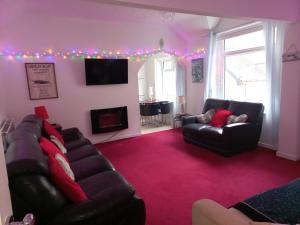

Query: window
<box><xmin>155</xmin><ymin>58</ymin><xmax>176</xmax><ymax>103</ymax></box>
<box><xmin>221</xmin><ymin>28</ymin><xmax>266</xmax><ymax>103</ymax></box>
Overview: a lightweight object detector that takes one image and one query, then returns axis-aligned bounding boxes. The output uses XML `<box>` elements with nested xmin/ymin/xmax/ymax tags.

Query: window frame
<box><xmin>216</xmin><ymin>23</ymin><xmax>266</xmax><ymax>103</ymax></box>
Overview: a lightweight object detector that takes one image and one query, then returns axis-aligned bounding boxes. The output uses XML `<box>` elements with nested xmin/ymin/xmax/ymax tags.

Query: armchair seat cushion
<box><xmin>183</xmin><ymin>124</ymin><xmax>223</xmax><ymax>142</ymax></box>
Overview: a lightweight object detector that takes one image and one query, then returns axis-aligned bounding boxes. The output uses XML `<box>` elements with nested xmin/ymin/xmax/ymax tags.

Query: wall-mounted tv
<box><xmin>85</xmin><ymin>58</ymin><xmax>128</xmax><ymax>85</ymax></box>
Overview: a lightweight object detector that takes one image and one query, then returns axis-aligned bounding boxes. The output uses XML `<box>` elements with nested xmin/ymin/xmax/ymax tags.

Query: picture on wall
<box><xmin>25</xmin><ymin>63</ymin><xmax>58</xmax><ymax>100</ymax></box>
<box><xmin>192</xmin><ymin>58</ymin><xmax>204</xmax><ymax>83</ymax></box>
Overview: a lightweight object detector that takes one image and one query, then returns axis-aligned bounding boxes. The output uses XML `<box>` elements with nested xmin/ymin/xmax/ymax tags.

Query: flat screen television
<box><xmin>85</xmin><ymin>58</ymin><xmax>128</xmax><ymax>85</ymax></box>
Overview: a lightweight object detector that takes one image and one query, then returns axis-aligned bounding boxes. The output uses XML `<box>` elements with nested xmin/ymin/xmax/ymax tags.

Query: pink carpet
<box><xmin>96</xmin><ymin>129</ymin><xmax>300</xmax><ymax>225</ymax></box>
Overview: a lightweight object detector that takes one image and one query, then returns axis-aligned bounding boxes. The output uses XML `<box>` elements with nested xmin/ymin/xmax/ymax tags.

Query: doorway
<box><xmin>138</xmin><ymin>53</ymin><xmax>185</xmax><ymax>134</ymax></box>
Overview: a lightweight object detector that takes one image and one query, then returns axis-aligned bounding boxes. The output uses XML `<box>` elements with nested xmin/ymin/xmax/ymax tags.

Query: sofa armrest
<box><xmin>61</xmin><ymin>128</ymin><xmax>83</xmax><ymax>142</ymax></box>
<box><xmin>51</xmin><ymin>188</ymin><xmax>134</xmax><ymax>225</ymax></box>
<box><xmin>192</xmin><ymin>199</ymin><xmax>252</xmax><ymax>225</ymax></box>
<box><xmin>222</xmin><ymin>123</ymin><xmax>259</xmax><ymax>144</ymax></box>
<box><xmin>182</xmin><ymin>116</ymin><xmax>198</xmax><ymax>126</ymax></box>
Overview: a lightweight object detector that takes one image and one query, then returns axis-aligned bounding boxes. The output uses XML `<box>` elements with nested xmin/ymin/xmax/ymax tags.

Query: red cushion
<box><xmin>48</xmin><ymin>155</ymin><xmax>87</xmax><ymax>203</ymax></box>
<box><xmin>39</xmin><ymin>137</ymin><xmax>68</xmax><ymax>161</ymax></box>
<box><xmin>210</xmin><ymin>109</ymin><xmax>233</xmax><ymax>127</ymax></box>
<box><xmin>43</xmin><ymin>120</ymin><xmax>64</xmax><ymax>145</ymax></box>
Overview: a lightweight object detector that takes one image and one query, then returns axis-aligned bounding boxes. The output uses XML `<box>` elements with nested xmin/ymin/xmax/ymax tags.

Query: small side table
<box><xmin>173</xmin><ymin>113</ymin><xmax>190</xmax><ymax>128</ymax></box>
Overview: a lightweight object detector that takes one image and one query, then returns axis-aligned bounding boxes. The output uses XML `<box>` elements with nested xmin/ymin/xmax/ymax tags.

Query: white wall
<box><xmin>0</xmin><ymin>142</ymin><xmax>11</xmax><ymax>225</ymax></box>
<box><xmin>143</xmin><ymin>57</ymin><xmax>156</xmax><ymax>100</ymax></box>
<box><xmin>277</xmin><ymin>22</ymin><xmax>300</xmax><ymax>160</ymax></box>
<box><xmin>0</xmin><ymin>59</ymin><xmax>145</xmax><ymax>143</ymax></box>
<box><xmin>214</xmin><ymin>18</ymin><xmax>253</xmax><ymax>33</ymax></box>
<box><xmin>0</xmin><ymin>11</ymin><xmax>190</xmax><ymax>223</ymax></box>
<box><xmin>0</xmin><ymin>14</ymin><xmax>188</xmax><ymax>143</ymax></box>
<box><xmin>106</xmin><ymin>0</ymin><xmax>300</xmax><ymax>22</ymax></box>
<box><xmin>186</xmin><ymin>36</ymin><xmax>209</xmax><ymax>114</ymax></box>
<box><xmin>0</xmin><ymin>68</ymin><xmax>7</xmax><ymax>119</ymax></box>
<box><xmin>0</xmin><ymin>72</ymin><xmax>12</xmax><ymax>225</ymax></box>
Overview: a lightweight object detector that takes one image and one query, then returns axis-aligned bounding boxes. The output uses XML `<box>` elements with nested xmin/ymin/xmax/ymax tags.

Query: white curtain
<box><xmin>154</xmin><ymin>57</ymin><xmax>185</xmax><ymax>114</ymax></box>
<box><xmin>204</xmin><ymin>32</ymin><xmax>224</xmax><ymax>100</ymax></box>
<box><xmin>176</xmin><ymin>63</ymin><xmax>186</xmax><ymax>114</ymax></box>
<box><xmin>262</xmin><ymin>21</ymin><xmax>286</xmax><ymax>148</ymax></box>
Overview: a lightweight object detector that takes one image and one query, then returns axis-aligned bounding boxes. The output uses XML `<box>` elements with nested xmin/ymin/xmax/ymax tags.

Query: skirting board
<box><xmin>4</xmin><ymin>215</ymin><xmax>12</xmax><ymax>225</ymax></box>
<box><xmin>258</xmin><ymin>142</ymin><xmax>277</xmax><ymax>150</ymax></box>
<box><xmin>92</xmin><ymin>132</ymin><xmax>141</xmax><ymax>144</ymax></box>
<box><xmin>258</xmin><ymin>142</ymin><xmax>300</xmax><ymax>161</ymax></box>
<box><xmin>276</xmin><ymin>151</ymin><xmax>300</xmax><ymax>161</ymax></box>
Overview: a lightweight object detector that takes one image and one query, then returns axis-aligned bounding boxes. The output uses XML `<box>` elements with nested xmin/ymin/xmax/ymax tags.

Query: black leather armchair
<box><xmin>182</xmin><ymin>98</ymin><xmax>264</xmax><ymax>156</ymax></box>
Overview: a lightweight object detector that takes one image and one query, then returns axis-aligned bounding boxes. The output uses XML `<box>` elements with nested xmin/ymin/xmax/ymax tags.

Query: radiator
<box><xmin>0</xmin><ymin>119</ymin><xmax>14</xmax><ymax>152</ymax></box>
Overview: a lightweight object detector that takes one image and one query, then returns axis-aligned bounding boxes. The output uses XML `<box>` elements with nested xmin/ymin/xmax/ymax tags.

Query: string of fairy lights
<box><xmin>0</xmin><ymin>47</ymin><xmax>205</xmax><ymax>62</ymax></box>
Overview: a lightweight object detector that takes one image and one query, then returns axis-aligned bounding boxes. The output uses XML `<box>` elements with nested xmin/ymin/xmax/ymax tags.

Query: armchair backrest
<box><xmin>228</xmin><ymin>101</ymin><xmax>264</xmax><ymax>124</ymax></box>
<box><xmin>202</xmin><ymin>99</ymin><xmax>230</xmax><ymax>113</ymax></box>
<box><xmin>203</xmin><ymin>99</ymin><xmax>264</xmax><ymax>125</ymax></box>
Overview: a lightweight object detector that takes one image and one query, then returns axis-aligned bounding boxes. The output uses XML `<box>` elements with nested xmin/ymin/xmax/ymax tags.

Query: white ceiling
<box><xmin>1</xmin><ymin>0</ymin><xmax>251</xmax><ymax>41</ymax></box>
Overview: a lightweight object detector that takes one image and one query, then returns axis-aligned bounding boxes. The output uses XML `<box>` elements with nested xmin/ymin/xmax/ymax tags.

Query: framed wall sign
<box><xmin>25</xmin><ymin>63</ymin><xmax>58</xmax><ymax>100</ymax></box>
<box><xmin>192</xmin><ymin>58</ymin><xmax>204</xmax><ymax>83</ymax></box>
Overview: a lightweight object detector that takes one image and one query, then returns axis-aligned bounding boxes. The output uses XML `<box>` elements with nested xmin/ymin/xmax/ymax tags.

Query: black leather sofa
<box><xmin>182</xmin><ymin>98</ymin><xmax>264</xmax><ymax>156</ymax></box>
<box><xmin>5</xmin><ymin>115</ymin><xmax>145</xmax><ymax>225</ymax></box>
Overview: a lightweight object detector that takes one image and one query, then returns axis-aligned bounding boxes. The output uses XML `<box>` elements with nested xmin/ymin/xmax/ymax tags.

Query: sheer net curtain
<box><xmin>262</xmin><ymin>21</ymin><xmax>286</xmax><ymax>149</ymax></box>
<box><xmin>176</xmin><ymin>63</ymin><xmax>186</xmax><ymax>114</ymax></box>
<box><xmin>204</xmin><ymin>32</ymin><xmax>224</xmax><ymax>100</ymax></box>
<box><xmin>154</xmin><ymin>58</ymin><xmax>186</xmax><ymax>115</ymax></box>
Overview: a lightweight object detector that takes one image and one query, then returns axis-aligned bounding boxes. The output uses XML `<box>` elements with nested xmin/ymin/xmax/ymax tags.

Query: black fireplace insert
<box><xmin>90</xmin><ymin>106</ymin><xmax>128</xmax><ymax>134</ymax></box>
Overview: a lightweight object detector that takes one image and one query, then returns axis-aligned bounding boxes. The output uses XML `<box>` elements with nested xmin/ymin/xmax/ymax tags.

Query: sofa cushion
<box><xmin>6</xmin><ymin>137</ymin><xmax>49</xmax><ymax>178</ymax></box>
<box><xmin>196</xmin><ymin>109</ymin><xmax>215</xmax><ymax>124</ymax></box>
<box><xmin>51</xmin><ymin>135</ymin><xmax>67</xmax><ymax>154</ymax></box>
<box><xmin>228</xmin><ymin>101</ymin><xmax>264</xmax><ymax>123</ymax></box>
<box><xmin>70</xmin><ymin>155</ymin><xmax>114</xmax><ymax>181</ymax></box>
<box><xmin>203</xmin><ymin>99</ymin><xmax>230</xmax><ymax>113</ymax></box>
<box><xmin>210</xmin><ymin>109</ymin><xmax>232</xmax><ymax>127</ymax></box>
<box><xmin>51</xmin><ymin>172</ymin><xmax>139</xmax><ymax>225</ymax></box>
<box><xmin>43</xmin><ymin>120</ymin><xmax>65</xmax><ymax>144</ymax></box>
<box><xmin>79</xmin><ymin>171</ymin><xmax>135</xmax><ymax>200</ymax></box>
<box><xmin>14</xmin><ymin>121</ymin><xmax>42</xmax><ymax>140</ymax></box>
<box><xmin>6</xmin><ymin>129</ymin><xmax>39</xmax><ymax>145</ymax></box>
<box><xmin>65</xmin><ymin>138</ymin><xmax>91</xmax><ymax>150</ymax></box>
<box><xmin>183</xmin><ymin>124</ymin><xmax>223</xmax><ymax>142</ymax></box>
<box><xmin>227</xmin><ymin>114</ymin><xmax>248</xmax><ymax>125</ymax></box>
<box><xmin>55</xmin><ymin>153</ymin><xmax>75</xmax><ymax>181</ymax></box>
<box><xmin>48</xmin><ymin>155</ymin><xmax>87</xmax><ymax>203</ymax></box>
<box><xmin>39</xmin><ymin>137</ymin><xmax>68</xmax><ymax>161</ymax></box>
<box><xmin>21</xmin><ymin>114</ymin><xmax>43</xmax><ymax>128</ymax></box>
<box><xmin>66</xmin><ymin>145</ymin><xmax>100</xmax><ymax>162</ymax></box>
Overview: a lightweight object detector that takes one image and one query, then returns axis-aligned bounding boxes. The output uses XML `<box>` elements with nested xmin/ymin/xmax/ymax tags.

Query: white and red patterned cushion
<box><xmin>196</xmin><ymin>109</ymin><xmax>215</xmax><ymax>124</ymax></box>
<box><xmin>50</xmin><ymin>135</ymin><xmax>67</xmax><ymax>154</ymax></box>
<box><xmin>227</xmin><ymin>114</ymin><xmax>248</xmax><ymax>125</ymax></box>
<box><xmin>55</xmin><ymin>153</ymin><xmax>75</xmax><ymax>181</ymax></box>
